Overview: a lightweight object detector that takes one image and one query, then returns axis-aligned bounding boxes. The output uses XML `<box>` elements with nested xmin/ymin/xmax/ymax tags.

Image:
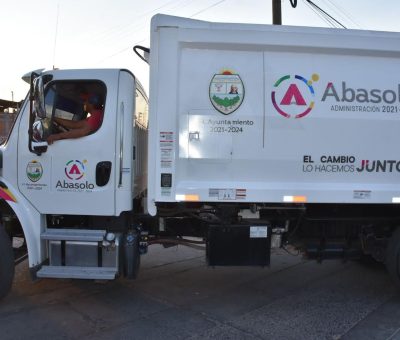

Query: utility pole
<box><xmin>273</xmin><ymin>0</ymin><xmax>297</xmax><ymax>25</ymax></box>
<box><xmin>272</xmin><ymin>0</ymin><xmax>282</xmax><ymax>25</ymax></box>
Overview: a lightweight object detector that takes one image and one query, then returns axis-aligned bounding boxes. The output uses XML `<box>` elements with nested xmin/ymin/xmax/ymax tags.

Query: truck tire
<box><xmin>385</xmin><ymin>227</ymin><xmax>400</xmax><ymax>287</ymax></box>
<box><xmin>0</xmin><ymin>225</ymin><xmax>14</xmax><ymax>299</ymax></box>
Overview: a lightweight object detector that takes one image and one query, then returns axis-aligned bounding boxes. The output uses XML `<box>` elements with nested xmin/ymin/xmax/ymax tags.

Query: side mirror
<box><xmin>33</xmin><ymin>77</ymin><xmax>46</xmax><ymax>118</ymax></box>
<box><xmin>29</xmin><ymin>73</ymin><xmax>48</xmax><ymax>155</ymax></box>
<box><xmin>32</xmin><ymin>120</ymin><xmax>44</xmax><ymax>142</ymax></box>
<box><xmin>32</xmin><ymin>142</ymin><xmax>48</xmax><ymax>155</ymax></box>
<box><xmin>32</xmin><ymin>119</ymin><xmax>51</xmax><ymax>142</ymax></box>
<box><xmin>31</xmin><ymin>120</ymin><xmax>48</xmax><ymax>155</ymax></box>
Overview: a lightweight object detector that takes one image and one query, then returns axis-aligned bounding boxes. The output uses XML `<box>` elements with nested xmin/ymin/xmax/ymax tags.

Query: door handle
<box><xmin>96</xmin><ymin>161</ymin><xmax>112</xmax><ymax>187</ymax></box>
<box><xmin>189</xmin><ymin>131</ymin><xmax>200</xmax><ymax>141</ymax></box>
<box><xmin>118</xmin><ymin>102</ymin><xmax>124</xmax><ymax>188</ymax></box>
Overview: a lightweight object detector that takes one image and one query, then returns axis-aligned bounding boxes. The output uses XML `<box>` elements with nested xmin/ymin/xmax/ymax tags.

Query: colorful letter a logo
<box><xmin>65</xmin><ymin>160</ymin><xmax>85</xmax><ymax>180</ymax></box>
<box><xmin>69</xmin><ymin>164</ymin><xmax>81</xmax><ymax>176</ymax></box>
<box><xmin>271</xmin><ymin>74</ymin><xmax>319</xmax><ymax>119</ymax></box>
<box><xmin>280</xmin><ymin>84</ymin><xmax>307</xmax><ymax>106</ymax></box>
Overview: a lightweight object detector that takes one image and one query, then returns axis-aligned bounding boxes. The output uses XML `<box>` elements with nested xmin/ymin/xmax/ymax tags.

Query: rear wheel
<box><xmin>0</xmin><ymin>224</ymin><xmax>14</xmax><ymax>299</ymax></box>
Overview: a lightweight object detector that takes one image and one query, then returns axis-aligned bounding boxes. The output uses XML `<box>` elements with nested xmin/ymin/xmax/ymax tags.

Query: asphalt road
<box><xmin>1</xmin><ymin>245</ymin><xmax>400</xmax><ymax>340</ymax></box>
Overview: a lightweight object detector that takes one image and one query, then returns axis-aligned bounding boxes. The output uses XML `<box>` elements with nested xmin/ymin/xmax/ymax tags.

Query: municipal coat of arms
<box><xmin>209</xmin><ymin>70</ymin><xmax>244</xmax><ymax>115</ymax></box>
<box><xmin>26</xmin><ymin>160</ymin><xmax>43</xmax><ymax>182</ymax></box>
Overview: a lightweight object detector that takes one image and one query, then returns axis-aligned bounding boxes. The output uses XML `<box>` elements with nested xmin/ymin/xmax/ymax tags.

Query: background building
<box><xmin>0</xmin><ymin>99</ymin><xmax>19</xmax><ymax>143</ymax></box>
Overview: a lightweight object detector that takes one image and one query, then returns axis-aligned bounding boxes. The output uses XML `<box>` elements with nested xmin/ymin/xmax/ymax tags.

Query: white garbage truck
<box><xmin>1</xmin><ymin>14</ymin><xmax>400</xmax><ymax>299</ymax></box>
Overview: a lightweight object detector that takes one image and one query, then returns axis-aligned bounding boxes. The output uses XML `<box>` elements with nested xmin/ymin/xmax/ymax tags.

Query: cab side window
<box><xmin>44</xmin><ymin>80</ymin><xmax>107</xmax><ymax>135</ymax></box>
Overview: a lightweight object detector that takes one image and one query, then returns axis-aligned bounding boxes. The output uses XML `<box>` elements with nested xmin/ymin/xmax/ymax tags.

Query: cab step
<box><xmin>41</xmin><ymin>229</ymin><xmax>106</xmax><ymax>241</ymax></box>
<box><xmin>37</xmin><ymin>265</ymin><xmax>117</xmax><ymax>280</ymax></box>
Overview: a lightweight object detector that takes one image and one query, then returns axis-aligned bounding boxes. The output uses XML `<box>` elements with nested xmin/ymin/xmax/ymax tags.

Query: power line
<box><xmin>169</xmin><ymin>0</ymin><xmax>199</xmax><ymax>12</ymax></box>
<box><xmin>190</xmin><ymin>0</ymin><xmax>227</xmax><ymax>18</ymax></box>
<box><xmin>95</xmin><ymin>0</ymin><xmax>229</xmax><ymax>65</ymax></box>
<box><xmin>77</xmin><ymin>0</ymin><xmax>183</xmax><ymax>47</ymax></box>
<box><xmin>322</xmin><ymin>0</ymin><xmax>363</xmax><ymax>29</ymax></box>
<box><xmin>304</xmin><ymin>0</ymin><xmax>346</xmax><ymax>28</ymax></box>
<box><xmin>109</xmin><ymin>0</ymin><xmax>223</xmax><ymax>43</ymax></box>
<box><xmin>97</xmin><ymin>39</ymin><xmax>146</xmax><ymax>65</ymax></box>
<box><xmin>302</xmin><ymin>0</ymin><xmax>337</xmax><ymax>28</ymax></box>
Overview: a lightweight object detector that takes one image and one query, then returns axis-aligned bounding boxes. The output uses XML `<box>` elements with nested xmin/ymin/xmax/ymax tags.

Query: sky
<box><xmin>1</xmin><ymin>0</ymin><xmax>399</xmax><ymax>102</ymax></box>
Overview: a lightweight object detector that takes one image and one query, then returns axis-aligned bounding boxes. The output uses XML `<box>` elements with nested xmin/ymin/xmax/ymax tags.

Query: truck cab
<box><xmin>0</xmin><ymin>69</ymin><xmax>148</xmax><ymax>297</ymax></box>
<box><xmin>24</xmin><ymin>69</ymin><xmax>148</xmax><ymax>216</ymax></box>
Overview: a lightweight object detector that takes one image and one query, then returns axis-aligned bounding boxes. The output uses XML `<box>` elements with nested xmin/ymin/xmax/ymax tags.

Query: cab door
<box><xmin>17</xmin><ymin>69</ymin><xmax>122</xmax><ymax>216</ymax></box>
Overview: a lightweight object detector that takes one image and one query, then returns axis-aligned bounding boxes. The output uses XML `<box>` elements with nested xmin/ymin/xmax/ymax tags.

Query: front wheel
<box><xmin>385</xmin><ymin>227</ymin><xmax>400</xmax><ymax>287</ymax></box>
<box><xmin>0</xmin><ymin>224</ymin><xmax>14</xmax><ymax>299</ymax></box>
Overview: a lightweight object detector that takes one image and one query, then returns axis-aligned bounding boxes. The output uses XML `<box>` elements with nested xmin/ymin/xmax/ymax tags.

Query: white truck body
<box><xmin>1</xmin><ymin>14</ymin><xmax>400</xmax><ymax>299</ymax></box>
<box><xmin>148</xmin><ymin>15</ymin><xmax>400</xmax><ymax>214</ymax></box>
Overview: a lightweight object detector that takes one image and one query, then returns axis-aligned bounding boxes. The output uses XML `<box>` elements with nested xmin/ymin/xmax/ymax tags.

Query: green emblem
<box><xmin>27</xmin><ymin>160</ymin><xmax>43</xmax><ymax>182</ymax></box>
<box><xmin>209</xmin><ymin>70</ymin><xmax>244</xmax><ymax>115</ymax></box>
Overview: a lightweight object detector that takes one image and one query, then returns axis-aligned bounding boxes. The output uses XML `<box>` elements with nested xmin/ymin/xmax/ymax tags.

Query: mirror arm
<box><xmin>28</xmin><ymin>72</ymin><xmax>43</xmax><ymax>155</ymax></box>
<box><xmin>28</xmin><ymin>72</ymin><xmax>36</xmax><ymax>154</ymax></box>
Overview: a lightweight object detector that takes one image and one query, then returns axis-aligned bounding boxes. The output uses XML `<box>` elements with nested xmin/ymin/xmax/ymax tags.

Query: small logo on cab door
<box><xmin>65</xmin><ymin>160</ymin><xmax>86</xmax><ymax>180</ymax></box>
<box><xmin>27</xmin><ymin>160</ymin><xmax>43</xmax><ymax>182</ymax></box>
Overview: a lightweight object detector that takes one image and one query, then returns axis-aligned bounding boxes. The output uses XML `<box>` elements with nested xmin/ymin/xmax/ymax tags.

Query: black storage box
<box><xmin>207</xmin><ymin>224</ymin><xmax>271</xmax><ymax>266</ymax></box>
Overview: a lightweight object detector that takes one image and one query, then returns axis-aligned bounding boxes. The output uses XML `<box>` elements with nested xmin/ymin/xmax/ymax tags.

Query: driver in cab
<box><xmin>46</xmin><ymin>93</ymin><xmax>104</xmax><ymax>145</ymax></box>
